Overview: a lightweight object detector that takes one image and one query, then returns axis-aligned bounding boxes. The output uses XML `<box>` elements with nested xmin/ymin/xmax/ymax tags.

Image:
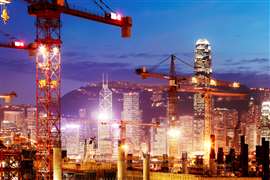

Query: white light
<box><xmin>98</xmin><ymin>111</ymin><xmax>109</xmax><ymax>120</ymax></box>
<box><xmin>64</xmin><ymin>124</ymin><xmax>80</xmax><ymax>129</ymax></box>
<box><xmin>111</xmin><ymin>12</ymin><xmax>122</xmax><ymax>20</ymax></box>
<box><xmin>52</xmin><ymin>47</ymin><xmax>59</xmax><ymax>55</ymax></box>
<box><xmin>38</xmin><ymin>45</ymin><xmax>47</xmax><ymax>56</ymax></box>
<box><xmin>167</xmin><ymin>127</ymin><xmax>181</xmax><ymax>138</ymax></box>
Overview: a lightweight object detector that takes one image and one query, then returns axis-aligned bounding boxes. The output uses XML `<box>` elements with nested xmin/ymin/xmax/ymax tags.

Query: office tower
<box><xmin>62</xmin><ymin>124</ymin><xmax>80</xmax><ymax>159</ymax></box>
<box><xmin>261</xmin><ymin>101</ymin><xmax>270</xmax><ymax>143</ymax></box>
<box><xmin>3</xmin><ymin>110</ymin><xmax>25</xmax><ymax>131</ymax></box>
<box><xmin>121</xmin><ymin>92</ymin><xmax>142</xmax><ymax>155</ymax></box>
<box><xmin>26</xmin><ymin>107</ymin><xmax>37</xmax><ymax>141</ymax></box>
<box><xmin>179</xmin><ymin>115</ymin><xmax>193</xmax><ymax>153</ymax></box>
<box><xmin>212</xmin><ymin>108</ymin><xmax>238</xmax><ymax>153</ymax></box>
<box><xmin>150</xmin><ymin>117</ymin><xmax>167</xmax><ymax>156</ymax></box>
<box><xmin>97</xmin><ymin>75</ymin><xmax>113</xmax><ymax>159</ymax></box>
<box><xmin>193</xmin><ymin>38</ymin><xmax>212</xmax><ymax>153</ymax></box>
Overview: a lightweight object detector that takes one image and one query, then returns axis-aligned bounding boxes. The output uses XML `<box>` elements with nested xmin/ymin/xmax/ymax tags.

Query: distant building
<box><xmin>212</xmin><ymin>108</ymin><xmax>238</xmax><ymax>153</ymax></box>
<box><xmin>179</xmin><ymin>115</ymin><xmax>193</xmax><ymax>153</ymax></box>
<box><xmin>62</xmin><ymin>124</ymin><xmax>81</xmax><ymax>159</ymax></box>
<box><xmin>3</xmin><ymin>110</ymin><xmax>25</xmax><ymax>132</ymax></box>
<box><xmin>193</xmin><ymin>38</ymin><xmax>212</xmax><ymax>153</ymax></box>
<box><xmin>150</xmin><ymin>117</ymin><xmax>167</xmax><ymax>156</ymax></box>
<box><xmin>121</xmin><ymin>92</ymin><xmax>142</xmax><ymax>155</ymax></box>
<box><xmin>97</xmin><ymin>75</ymin><xmax>113</xmax><ymax>159</ymax></box>
<box><xmin>26</xmin><ymin>107</ymin><xmax>37</xmax><ymax>141</ymax></box>
<box><xmin>261</xmin><ymin>101</ymin><xmax>270</xmax><ymax>143</ymax></box>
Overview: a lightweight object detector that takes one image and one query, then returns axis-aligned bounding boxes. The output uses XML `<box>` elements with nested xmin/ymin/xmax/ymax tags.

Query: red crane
<box><xmin>136</xmin><ymin>54</ymin><xmax>248</xmax><ymax>157</ymax></box>
<box><xmin>1</xmin><ymin>1</ymin><xmax>132</xmax><ymax>179</ymax></box>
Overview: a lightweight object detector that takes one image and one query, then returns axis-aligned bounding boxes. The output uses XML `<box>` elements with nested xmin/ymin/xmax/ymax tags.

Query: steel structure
<box><xmin>0</xmin><ymin>149</ymin><xmax>22</xmax><ymax>180</ymax></box>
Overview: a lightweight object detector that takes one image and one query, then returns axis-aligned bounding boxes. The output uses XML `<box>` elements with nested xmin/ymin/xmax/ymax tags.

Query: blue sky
<box><xmin>0</xmin><ymin>0</ymin><xmax>269</xmax><ymax>103</ymax></box>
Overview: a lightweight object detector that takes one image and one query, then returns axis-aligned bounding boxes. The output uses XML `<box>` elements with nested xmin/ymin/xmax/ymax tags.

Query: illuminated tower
<box><xmin>193</xmin><ymin>39</ymin><xmax>212</xmax><ymax>153</ymax></box>
<box><xmin>261</xmin><ymin>101</ymin><xmax>270</xmax><ymax>143</ymax></box>
<box><xmin>97</xmin><ymin>75</ymin><xmax>113</xmax><ymax>159</ymax></box>
<box><xmin>121</xmin><ymin>92</ymin><xmax>142</xmax><ymax>155</ymax></box>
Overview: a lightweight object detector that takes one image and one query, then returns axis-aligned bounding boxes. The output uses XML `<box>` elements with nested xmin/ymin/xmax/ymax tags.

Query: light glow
<box><xmin>38</xmin><ymin>45</ymin><xmax>47</xmax><ymax>56</ymax></box>
<box><xmin>110</xmin><ymin>12</ymin><xmax>121</xmax><ymax>21</ymax></box>
<box><xmin>210</xmin><ymin>79</ymin><xmax>217</xmax><ymax>86</ymax></box>
<box><xmin>121</xmin><ymin>144</ymin><xmax>128</xmax><ymax>152</ymax></box>
<box><xmin>14</xmin><ymin>41</ymin><xmax>25</xmax><ymax>47</ymax></box>
<box><xmin>52</xmin><ymin>47</ymin><xmax>59</xmax><ymax>55</ymax></box>
<box><xmin>167</xmin><ymin>127</ymin><xmax>181</xmax><ymax>138</ymax></box>
<box><xmin>232</xmin><ymin>82</ymin><xmax>240</xmax><ymax>88</ymax></box>
<box><xmin>204</xmin><ymin>140</ymin><xmax>211</xmax><ymax>151</ymax></box>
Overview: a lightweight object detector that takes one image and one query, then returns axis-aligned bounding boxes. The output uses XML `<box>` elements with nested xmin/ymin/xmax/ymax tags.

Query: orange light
<box><xmin>210</xmin><ymin>79</ymin><xmax>217</xmax><ymax>86</ymax></box>
<box><xmin>232</xmin><ymin>82</ymin><xmax>240</xmax><ymax>88</ymax></box>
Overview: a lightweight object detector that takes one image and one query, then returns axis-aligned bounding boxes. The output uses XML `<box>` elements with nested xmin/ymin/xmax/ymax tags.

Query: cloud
<box><xmin>223</xmin><ymin>58</ymin><xmax>269</xmax><ymax>66</ymax></box>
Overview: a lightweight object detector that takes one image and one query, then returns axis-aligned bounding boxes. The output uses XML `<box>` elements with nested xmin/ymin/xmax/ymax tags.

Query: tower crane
<box><xmin>135</xmin><ymin>54</ymin><xmax>248</xmax><ymax>157</ymax></box>
<box><xmin>0</xmin><ymin>1</ymin><xmax>132</xmax><ymax>179</ymax></box>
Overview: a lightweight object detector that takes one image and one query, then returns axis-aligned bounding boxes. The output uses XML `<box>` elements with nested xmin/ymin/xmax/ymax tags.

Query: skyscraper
<box><xmin>150</xmin><ymin>117</ymin><xmax>167</xmax><ymax>156</ymax></box>
<box><xmin>193</xmin><ymin>38</ymin><xmax>212</xmax><ymax>153</ymax></box>
<box><xmin>121</xmin><ymin>92</ymin><xmax>142</xmax><ymax>155</ymax></box>
<box><xmin>97</xmin><ymin>75</ymin><xmax>113</xmax><ymax>159</ymax></box>
<box><xmin>212</xmin><ymin>108</ymin><xmax>238</xmax><ymax>153</ymax></box>
<box><xmin>261</xmin><ymin>101</ymin><xmax>270</xmax><ymax>143</ymax></box>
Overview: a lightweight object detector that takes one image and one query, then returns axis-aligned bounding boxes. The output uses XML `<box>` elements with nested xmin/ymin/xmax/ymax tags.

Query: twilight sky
<box><xmin>0</xmin><ymin>0</ymin><xmax>269</xmax><ymax>104</ymax></box>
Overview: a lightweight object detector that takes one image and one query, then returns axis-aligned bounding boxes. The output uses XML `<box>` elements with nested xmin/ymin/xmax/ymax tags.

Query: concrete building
<box><xmin>193</xmin><ymin>38</ymin><xmax>212</xmax><ymax>153</ymax></box>
<box><xmin>97</xmin><ymin>76</ymin><xmax>113</xmax><ymax>159</ymax></box>
<box><xmin>261</xmin><ymin>101</ymin><xmax>270</xmax><ymax>143</ymax></box>
<box><xmin>212</xmin><ymin>108</ymin><xmax>238</xmax><ymax>153</ymax></box>
<box><xmin>121</xmin><ymin>92</ymin><xmax>142</xmax><ymax>155</ymax></box>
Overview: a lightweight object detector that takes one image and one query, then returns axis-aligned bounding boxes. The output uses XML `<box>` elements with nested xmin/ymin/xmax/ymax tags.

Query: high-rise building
<box><xmin>26</xmin><ymin>107</ymin><xmax>37</xmax><ymax>141</ymax></box>
<box><xmin>121</xmin><ymin>92</ymin><xmax>142</xmax><ymax>155</ymax></box>
<box><xmin>261</xmin><ymin>101</ymin><xmax>270</xmax><ymax>143</ymax></box>
<box><xmin>97</xmin><ymin>75</ymin><xmax>113</xmax><ymax>159</ymax></box>
<box><xmin>193</xmin><ymin>38</ymin><xmax>212</xmax><ymax>153</ymax></box>
<box><xmin>3</xmin><ymin>110</ymin><xmax>25</xmax><ymax>131</ymax></box>
<box><xmin>212</xmin><ymin>108</ymin><xmax>238</xmax><ymax>153</ymax></box>
<box><xmin>179</xmin><ymin>115</ymin><xmax>193</xmax><ymax>153</ymax></box>
<box><xmin>150</xmin><ymin>117</ymin><xmax>167</xmax><ymax>156</ymax></box>
<box><xmin>62</xmin><ymin>124</ymin><xmax>81</xmax><ymax>159</ymax></box>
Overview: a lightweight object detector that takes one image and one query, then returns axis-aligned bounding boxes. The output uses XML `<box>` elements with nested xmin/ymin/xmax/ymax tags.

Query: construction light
<box><xmin>38</xmin><ymin>45</ymin><xmax>47</xmax><ymax>56</ymax></box>
<box><xmin>204</xmin><ymin>140</ymin><xmax>211</xmax><ymax>151</ymax></box>
<box><xmin>0</xmin><ymin>0</ymin><xmax>11</xmax><ymax>4</ymax></box>
<box><xmin>192</xmin><ymin>77</ymin><xmax>197</xmax><ymax>84</ymax></box>
<box><xmin>52</xmin><ymin>47</ymin><xmax>59</xmax><ymax>56</ymax></box>
<box><xmin>110</xmin><ymin>12</ymin><xmax>121</xmax><ymax>21</ymax></box>
<box><xmin>232</xmin><ymin>82</ymin><xmax>240</xmax><ymax>88</ymax></box>
<box><xmin>210</xmin><ymin>79</ymin><xmax>217</xmax><ymax>86</ymax></box>
<box><xmin>121</xmin><ymin>144</ymin><xmax>128</xmax><ymax>152</ymax></box>
<box><xmin>13</xmin><ymin>41</ymin><xmax>25</xmax><ymax>48</ymax></box>
<box><xmin>167</xmin><ymin>127</ymin><xmax>181</xmax><ymax>138</ymax></box>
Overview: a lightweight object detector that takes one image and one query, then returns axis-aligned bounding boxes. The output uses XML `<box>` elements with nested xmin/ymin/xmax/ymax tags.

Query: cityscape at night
<box><xmin>0</xmin><ymin>0</ymin><xmax>269</xmax><ymax>180</ymax></box>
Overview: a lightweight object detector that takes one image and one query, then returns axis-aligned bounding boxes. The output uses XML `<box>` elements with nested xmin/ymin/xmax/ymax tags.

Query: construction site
<box><xmin>0</xmin><ymin>0</ymin><xmax>269</xmax><ymax>180</ymax></box>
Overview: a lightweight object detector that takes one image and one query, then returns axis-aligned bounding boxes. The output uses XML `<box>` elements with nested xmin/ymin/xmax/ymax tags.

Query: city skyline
<box><xmin>0</xmin><ymin>1</ymin><xmax>269</xmax><ymax>104</ymax></box>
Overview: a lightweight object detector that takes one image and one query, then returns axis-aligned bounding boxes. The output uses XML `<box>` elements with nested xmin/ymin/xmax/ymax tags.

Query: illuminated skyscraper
<box><xmin>121</xmin><ymin>92</ymin><xmax>142</xmax><ymax>155</ymax></box>
<box><xmin>193</xmin><ymin>38</ymin><xmax>212</xmax><ymax>153</ymax></box>
<box><xmin>97</xmin><ymin>75</ymin><xmax>113</xmax><ymax>158</ymax></box>
<box><xmin>261</xmin><ymin>101</ymin><xmax>270</xmax><ymax>143</ymax></box>
<box><xmin>212</xmin><ymin>108</ymin><xmax>238</xmax><ymax>153</ymax></box>
<box><xmin>62</xmin><ymin>124</ymin><xmax>80</xmax><ymax>159</ymax></box>
<box><xmin>150</xmin><ymin>118</ymin><xmax>167</xmax><ymax>156</ymax></box>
